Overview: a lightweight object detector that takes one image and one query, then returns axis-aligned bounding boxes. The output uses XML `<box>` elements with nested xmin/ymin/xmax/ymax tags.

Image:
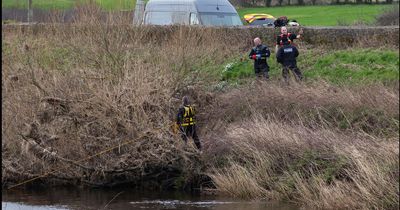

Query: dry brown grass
<box><xmin>205</xmin><ymin>81</ymin><xmax>398</xmax><ymax>209</ymax></box>
<box><xmin>209</xmin><ymin>113</ymin><xmax>398</xmax><ymax>209</ymax></box>
<box><xmin>2</xmin><ymin>12</ymin><xmax>233</xmax><ymax>188</ymax></box>
<box><xmin>376</xmin><ymin>6</ymin><xmax>400</xmax><ymax>26</ymax></box>
<box><xmin>202</xmin><ymin>81</ymin><xmax>399</xmax><ymax>140</ymax></box>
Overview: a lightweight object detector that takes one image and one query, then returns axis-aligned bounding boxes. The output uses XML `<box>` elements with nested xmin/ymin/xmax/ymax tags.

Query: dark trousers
<box><xmin>282</xmin><ymin>65</ymin><xmax>303</xmax><ymax>83</ymax></box>
<box><xmin>254</xmin><ymin>63</ymin><xmax>269</xmax><ymax>79</ymax></box>
<box><xmin>180</xmin><ymin>125</ymin><xmax>201</xmax><ymax>150</ymax></box>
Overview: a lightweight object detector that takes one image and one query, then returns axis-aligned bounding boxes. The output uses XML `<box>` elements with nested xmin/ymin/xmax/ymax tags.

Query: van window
<box><xmin>145</xmin><ymin>12</ymin><xmax>189</xmax><ymax>25</ymax></box>
<box><xmin>199</xmin><ymin>13</ymin><xmax>242</xmax><ymax>26</ymax></box>
<box><xmin>190</xmin><ymin>13</ymin><xmax>200</xmax><ymax>25</ymax></box>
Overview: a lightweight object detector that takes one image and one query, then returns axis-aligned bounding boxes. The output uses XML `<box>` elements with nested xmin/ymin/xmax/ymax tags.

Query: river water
<box><xmin>2</xmin><ymin>187</ymin><xmax>299</xmax><ymax>210</ymax></box>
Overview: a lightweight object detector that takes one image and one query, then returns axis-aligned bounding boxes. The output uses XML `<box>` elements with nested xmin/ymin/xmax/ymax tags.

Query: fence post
<box><xmin>133</xmin><ymin>0</ymin><xmax>145</xmax><ymax>25</ymax></box>
<box><xmin>28</xmin><ymin>0</ymin><xmax>33</xmax><ymax>23</ymax></box>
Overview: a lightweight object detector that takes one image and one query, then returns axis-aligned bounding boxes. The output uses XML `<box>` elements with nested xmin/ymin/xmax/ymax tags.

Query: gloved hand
<box><xmin>173</xmin><ymin>123</ymin><xmax>180</xmax><ymax>134</ymax></box>
<box><xmin>256</xmin><ymin>54</ymin><xmax>261</xmax><ymax>59</ymax></box>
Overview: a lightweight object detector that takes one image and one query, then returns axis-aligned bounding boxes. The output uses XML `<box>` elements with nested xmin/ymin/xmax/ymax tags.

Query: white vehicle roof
<box><xmin>145</xmin><ymin>0</ymin><xmax>238</xmax><ymax>13</ymax></box>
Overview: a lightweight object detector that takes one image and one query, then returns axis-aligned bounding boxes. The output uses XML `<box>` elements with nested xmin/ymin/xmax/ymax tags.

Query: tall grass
<box><xmin>206</xmin><ymin>82</ymin><xmax>398</xmax><ymax>208</ymax></box>
<box><xmin>376</xmin><ymin>5</ymin><xmax>400</xmax><ymax>26</ymax></box>
<box><xmin>2</xmin><ymin>8</ymin><xmax>227</xmax><ymax>188</ymax></box>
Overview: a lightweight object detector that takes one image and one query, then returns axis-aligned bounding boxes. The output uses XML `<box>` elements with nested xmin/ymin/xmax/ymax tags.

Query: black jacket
<box><xmin>276</xmin><ymin>33</ymin><xmax>298</xmax><ymax>46</ymax></box>
<box><xmin>249</xmin><ymin>44</ymin><xmax>270</xmax><ymax>66</ymax></box>
<box><xmin>276</xmin><ymin>44</ymin><xmax>299</xmax><ymax>67</ymax></box>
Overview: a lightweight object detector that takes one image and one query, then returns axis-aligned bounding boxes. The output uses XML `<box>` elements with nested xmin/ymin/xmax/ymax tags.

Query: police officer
<box><xmin>276</xmin><ymin>40</ymin><xmax>303</xmax><ymax>83</ymax></box>
<box><xmin>176</xmin><ymin>96</ymin><xmax>201</xmax><ymax>150</ymax></box>
<box><xmin>249</xmin><ymin>37</ymin><xmax>271</xmax><ymax>79</ymax></box>
<box><xmin>275</xmin><ymin>26</ymin><xmax>302</xmax><ymax>53</ymax></box>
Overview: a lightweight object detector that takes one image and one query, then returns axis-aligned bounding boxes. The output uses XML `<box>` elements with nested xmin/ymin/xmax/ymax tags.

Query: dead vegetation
<box><xmin>376</xmin><ymin>6</ymin><xmax>400</xmax><ymax>26</ymax></box>
<box><xmin>2</xmin><ymin>10</ymin><xmax>222</xmax><ymax>189</ymax></box>
<box><xmin>2</xmin><ymin>6</ymin><xmax>399</xmax><ymax>209</ymax></box>
<box><xmin>203</xmin><ymin>81</ymin><xmax>398</xmax><ymax>209</ymax></box>
<box><xmin>209</xmin><ymin>113</ymin><xmax>398</xmax><ymax>209</ymax></box>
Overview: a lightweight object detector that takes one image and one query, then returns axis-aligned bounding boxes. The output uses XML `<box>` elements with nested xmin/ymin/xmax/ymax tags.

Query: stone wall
<box><xmin>3</xmin><ymin>24</ymin><xmax>399</xmax><ymax>49</ymax></box>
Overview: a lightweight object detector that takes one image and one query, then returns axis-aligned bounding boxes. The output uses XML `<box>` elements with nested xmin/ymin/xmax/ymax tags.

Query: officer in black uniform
<box><xmin>275</xmin><ymin>26</ymin><xmax>302</xmax><ymax>52</ymax></box>
<box><xmin>176</xmin><ymin>96</ymin><xmax>201</xmax><ymax>150</ymax></box>
<box><xmin>249</xmin><ymin>37</ymin><xmax>271</xmax><ymax>79</ymax></box>
<box><xmin>276</xmin><ymin>40</ymin><xmax>303</xmax><ymax>83</ymax></box>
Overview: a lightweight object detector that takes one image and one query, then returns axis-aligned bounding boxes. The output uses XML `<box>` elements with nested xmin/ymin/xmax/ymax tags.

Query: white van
<box><xmin>143</xmin><ymin>0</ymin><xmax>243</xmax><ymax>26</ymax></box>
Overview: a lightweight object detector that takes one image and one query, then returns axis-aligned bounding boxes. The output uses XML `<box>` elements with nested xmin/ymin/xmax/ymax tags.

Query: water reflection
<box><xmin>2</xmin><ymin>187</ymin><xmax>298</xmax><ymax>210</ymax></box>
<box><xmin>2</xmin><ymin>202</ymin><xmax>69</xmax><ymax>210</ymax></box>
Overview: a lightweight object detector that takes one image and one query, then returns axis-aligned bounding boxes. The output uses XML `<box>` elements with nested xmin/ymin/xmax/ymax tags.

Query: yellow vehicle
<box><xmin>244</xmin><ymin>13</ymin><xmax>276</xmax><ymax>26</ymax></box>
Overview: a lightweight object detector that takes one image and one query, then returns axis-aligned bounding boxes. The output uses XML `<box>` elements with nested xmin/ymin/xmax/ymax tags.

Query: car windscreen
<box><xmin>250</xmin><ymin>19</ymin><xmax>275</xmax><ymax>26</ymax></box>
<box><xmin>144</xmin><ymin>11</ymin><xmax>188</xmax><ymax>25</ymax></box>
<box><xmin>199</xmin><ymin>12</ymin><xmax>243</xmax><ymax>26</ymax></box>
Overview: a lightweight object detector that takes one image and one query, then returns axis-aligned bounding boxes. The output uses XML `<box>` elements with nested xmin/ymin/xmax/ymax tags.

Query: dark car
<box><xmin>244</xmin><ymin>13</ymin><xmax>276</xmax><ymax>27</ymax></box>
<box><xmin>249</xmin><ymin>18</ymin><xmax>275</xmax><ymax>26</ymax></box>
<box><xmin>244</xmin><ymin>14</ymin><xmax>300</xmax><ymax>27</ymax></box>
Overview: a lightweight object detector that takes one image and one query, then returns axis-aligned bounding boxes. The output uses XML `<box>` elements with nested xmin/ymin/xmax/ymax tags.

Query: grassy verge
<box><xmin>237</xmin><ymin>5</ymin><xmax>391</xmax><ymax>26</ymax></box>
<box><xmin>1</xmin><ymin>0</ymin><xmax>137</xmax><ymax>10</ymax></box>
<box><xmin>221</xmin><ymin>49</ymin><xmax>399</xmax><ymax>85</ymax></box>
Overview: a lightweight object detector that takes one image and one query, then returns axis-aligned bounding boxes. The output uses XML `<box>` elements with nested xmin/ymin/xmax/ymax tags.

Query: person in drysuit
<box><xmin>176</xmin><ymin>96</ymin><xmax>201</xmax><ymax>150</ymax></box>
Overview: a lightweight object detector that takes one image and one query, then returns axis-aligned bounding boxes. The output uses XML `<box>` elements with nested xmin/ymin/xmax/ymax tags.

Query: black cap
<box><xmin>182</xmin><ymin>96</ymin><xmax>190</xmax><ymax>106</ymax></box>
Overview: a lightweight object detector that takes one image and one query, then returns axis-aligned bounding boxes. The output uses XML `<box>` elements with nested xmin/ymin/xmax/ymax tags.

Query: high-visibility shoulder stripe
<box><xmin>182</xmin><ymin>106</ymin><xmax>195</xmax><ymax>126</ymax></box>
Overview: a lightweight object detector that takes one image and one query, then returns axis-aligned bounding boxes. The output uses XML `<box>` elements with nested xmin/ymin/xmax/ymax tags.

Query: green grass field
<box><xmin>237</xmin><ymin>5</ymin><xmax>391</xmax><ymax>26</ymax></box>
<box><xmin>221</xmin><ymin>49</ymin><xmax>399</xmax><ymax>85</ymax></box>
<box><xmin>2</xmin><ymin>2</ymin><xmax>392</xmax><ymax>25</ymax></box>
<box><xmin>1</xmin><ymin>0</ymin><xmax>137</xmax><ymax>10</ymax></box>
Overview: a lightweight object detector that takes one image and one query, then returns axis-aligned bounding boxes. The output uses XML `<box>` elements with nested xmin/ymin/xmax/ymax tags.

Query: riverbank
<box><xmin>2</xmin><ymin>22</ymin><xmax>399</xmax><ymax>209</ymax></box>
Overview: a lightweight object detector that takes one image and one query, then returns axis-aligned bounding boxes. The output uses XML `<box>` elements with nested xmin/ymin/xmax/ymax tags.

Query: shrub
<box><xmin>376</xmin><ymin>6</ymin><xmax>400</xmax><ymax>26</ymax></box>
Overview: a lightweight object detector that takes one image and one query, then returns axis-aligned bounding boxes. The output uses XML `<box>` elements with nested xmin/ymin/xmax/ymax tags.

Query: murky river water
<box><xmin>2</xmin><ymin>187</ymin><xmax>299</xmax><ymax>210</ymax></box>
